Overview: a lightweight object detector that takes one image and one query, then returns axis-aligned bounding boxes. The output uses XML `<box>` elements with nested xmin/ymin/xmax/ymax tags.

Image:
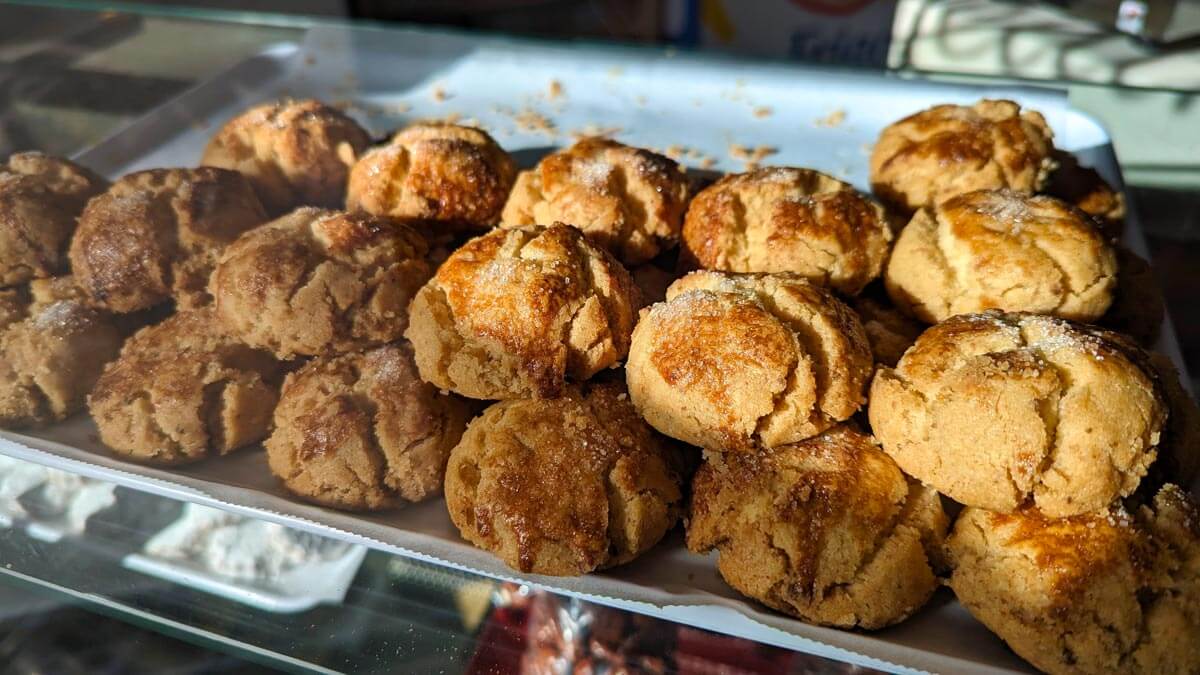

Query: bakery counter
<box><xmin>1</xmin><ymin>3</ymin><xmax>1198</xmax><ymax>674</ymax></box>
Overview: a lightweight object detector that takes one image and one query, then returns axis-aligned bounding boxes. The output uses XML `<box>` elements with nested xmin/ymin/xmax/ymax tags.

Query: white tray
<box><xmin>122</xmin><ymin>547</ymin><xmax>367</xmax><ymax>614</ymax></box>
<box><xmin>0</xmin><ymin>24</ymin><xmax>1187</xmax><ymax>675</ymax></box>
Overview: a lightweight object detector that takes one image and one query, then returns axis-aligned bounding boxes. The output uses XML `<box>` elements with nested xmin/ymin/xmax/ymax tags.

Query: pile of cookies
<box><xmin>0</xmin><ymin>95</ymin><xmax>1195</xmax><ymax>674</ymax></box>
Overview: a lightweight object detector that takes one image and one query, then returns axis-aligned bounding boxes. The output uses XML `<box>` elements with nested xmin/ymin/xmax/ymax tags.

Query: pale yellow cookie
<box><xmin>626</xmin><ymin>270</ymin><xmax>872</xmax><ymax>452</ymax></box>
<box><xmin>687</xmin><ymin>424</ymin><xmax>948</xmax><ymax>629</ymax></box>
<box><xmin>869</xmin><ymin>311</ymin><xmax>1166</xmax><ymax>517</ymax></box>
<box><xmin>949</xmin><ymin>485</ymin><xmax>1200</xmax><ymax>675</ymax></box>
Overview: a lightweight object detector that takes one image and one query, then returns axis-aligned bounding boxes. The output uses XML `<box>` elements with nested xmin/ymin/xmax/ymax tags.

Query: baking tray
<box><xmin>0</xmin><ymin>24</ymin><xmax>1187</xmax><ymax>674</ymax></box>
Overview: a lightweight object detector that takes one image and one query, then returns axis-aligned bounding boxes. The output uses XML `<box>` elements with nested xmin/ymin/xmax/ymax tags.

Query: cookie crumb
<box><xmin>569</xmin><ymin>124</ymin><xmax>623</xmax><ymax>141</ymax></box>
<box><xmin>753</xmin><ymin>106</ymin><xmax>772</xmax><ymax>119</ymax></box>
<box><xmin>547</xmin><ymin>79</ymin><xmax>564</xmax><ymax>100</ymax></box>
<box><xmin>728</xmin><ymin>143</ymin><xmax>778</xmax><ymax>170</ymax></box>
<box><xmin>431</xmin><ymin>85</ymin><xmax>449</xmax><ymax>102</ymax></box>
<box><xmin>815</xmin><ymin>108</ymin><xmax>846</xmax><ymax>128</ymax></box>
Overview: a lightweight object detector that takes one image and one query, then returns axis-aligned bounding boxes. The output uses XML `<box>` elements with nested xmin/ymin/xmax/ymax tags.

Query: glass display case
<box><xmin>1</xmin><ymin>2</ymin><xmax>1197</xmax><ymax>673</ymax></box>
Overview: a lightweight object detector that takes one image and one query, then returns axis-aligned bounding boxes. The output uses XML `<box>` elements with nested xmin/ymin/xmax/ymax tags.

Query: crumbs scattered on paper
<box><xmin>753</xmin><ymin>106</ymin><xmax>772</xmax><ymax>119</ymax></box>
<box><xmin>728</xmin><ymin>144</ymin><xmax>778</xmax><ymax>170</ymax></box>
<box><xmin>547</xmin><ymin>79</ymin><xmax>564</xmax><ymax>100</ymax></box>
<box><xmin>512</xmin><ymin>109</ymin><xmax>557</xmax><ymax>137</ymax></box>
<box><xmin>431</xmin><ymin>85</ymin><xmax>449</xmax><ymax>102</ymax></box>
<box><xmin>814</xmin><ymin>108</ymin><xmax>846</xmax><ymax>128</ymax></box>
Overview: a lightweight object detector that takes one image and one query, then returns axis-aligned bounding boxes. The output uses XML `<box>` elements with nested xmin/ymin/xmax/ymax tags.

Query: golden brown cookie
<box><xmin>406</xmin><ymin>222</ymin><xmax>639</xmax><ymax>400</ymax></box>
<box><xmin>444</xmin><ymin>380</ymin><xmax>684</xmax><ymax>575</ymax></box>
<box><xmin>849</xmin><ymin>286</ymin><xmax>924</xmax><ymax>367</ymax></box>
<box><xmin>202</xmin><ymin>99</ymin><xmax>371</xmax><ymax>215</ymax></box>
<box><xmin>871</xmin><ymin>99</ymin><xmax>1056</xmax><ymax>214</ymax></box>
<box><xmin>501</xmin><ymin>137</ymin><xmax>688</xmax><ymax>265</ymax></box>
<box><xmin>687</xmin><ymin>425</ymin><xmax>948</xmax><ymax>629</ymax></box>
<box><xmin>210</xmin><ymin>207</ymin><xmax>431</xmax><ymax>359</ymax></box>
<box><xmin>69</xmin><ymin>167</ymin><xmax>267</xmax><ymax>312</ymax></box>
<box><xmin>347</xmin><ymin>122</ymin><xmax>515</xmax><ymax>232</ymax></box>
<box><xmin>626</xmin><ymin>270</ymin><xmax>872</xmax><ymax>452</ymax></box>
<box><xmin>266</xmin><ymin>343</ymin><xmax>472</xmax><ymax>510</ymax></box>
<box><xmin>0</xmin><ymin>300</ymin><xmax>121</xmax><ymax>428</ymax></box>
<box><xmin>1101</xmin><ymin>246</ymin><xmax>1164</xmax><ymax>346</ymax></box>
<box><xmin>89</xmin><ymin>309</ymin><xmax>285</xmax><ymax>465</ymax></box>
<box><xmin>0</xmin><ymin>153</ymin><xmax>108</xmax><ymax>287</ymax></box>
<box><xmin>869</xmin><ymin>311</ymin><xmax>1166</xmax><ymax>517</ymax></box>
<box><xmin>680</xmin><ymin>167</ymin><xmax>893</xmax><ymax>295</ymax></box>
<box><xmin>1045</xmin><ymin>150</ymin><xmax>1126</xmax><ymax>239</ymax></box>
<box><xmin>948</xmin><ymin>485</ymin><xmax>1200</xmax><ymax>675</ymax></box>
<box><xmin>884</xmin><ymin>189</ymin><xmax>1117</xmax><ymax>323</ymax></box>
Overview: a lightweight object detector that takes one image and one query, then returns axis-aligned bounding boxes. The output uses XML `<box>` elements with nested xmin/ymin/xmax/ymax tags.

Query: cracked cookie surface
<box><xmin>210</xmin><ymin>207</ymin><xmax>431</xmax><ymax>358</ymax></box>
<box><xmin>626</xmin><ymin>270</ymin><xmax>871</xmax><ymax>452</ymax></box>
<box><xmin>948</xmin><ymin>484</ymin><xmax>1200</xmax><ymax>675</ymax></box>
<box><xmin>0</xmin><ymin>300</ymin><xmax>122</xmax><ymax>428</ymax></box>
<box><xmin>405</xmin><ymin>222</ymin><xmax>639</xmax><ymax>400</ymax></box>
<box><xmin>870</xmin><ymin>99</ymin><xmax>1055</xmax><ymax>214</ymax></box>
<box><xmin>266</xmin><ymin>343</ymin><xmax>472</xmax><ymax>510</ymax></box>
<box><xmin>443</xmin><ymin>379</ymin><xmax>684</xmax><ymax>576</ymax></box>
<box><xmin>884</xmin><ymin>189</ymin><xmax>1116</xmax><ymax>323</ymax></box>
<box><xmin>501</xmin><ymin>137</ymin><xmax>688</xmax><ymax>265</ymax></box>
<box><xmin>202</xmin><ymin>99</ymin><xmax>370</xmax><ymax>215</ymax></box>
<box><xmin>681</xmin><ymin>167</ymin><xmax>892</xmax><ymax>296</ymax></box>
<box><xmin>69</xmin><ymin>167</ymin><xmax>267</xmax><ymax>312</ymax></box>
<box><xmin>0</xmin><ymin>153</ymin><xmax>108</xmax><ymax>287</ymax></box>
<box><xmin>687</xmin><ymin>424</ymin><xmax>948</xmax><ymax>629</ymax></box>
<box><xmin>348</xmin><ymin>122</ymin><xmax>515</xmax><ymax>232</ymax></box>
<box><xmin>89</xmin><ymin>308</ymin><xmax>285</xmax><ymax>465</ymax></box>
<box><xmin>869</xmin><ymin>311</ymin><xmax>1166</xmax><ymax>517</ymax></box>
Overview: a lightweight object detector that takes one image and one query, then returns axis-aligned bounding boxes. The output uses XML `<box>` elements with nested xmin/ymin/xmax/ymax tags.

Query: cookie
<box><xmin>869</xmin><ymin>311</ymin><xmax>1166</xmax><ymax>517</ymax></box>
<box><xmin>0</xmin><ymin>300</ymin><xmax>122</xmax><ymax>428</ymax></box>
<box><xmin>626</xmin><ymin>270</ymin><xmax>872</xmax><ymax>452</ymax></box>
<box><xmin>849</xmin><ymin>285</ymin><xmax>924</xmax><ymax>367</ymax></box>
<box><xmin>1144</xmin><ymin>353</ymin><xmax>1200</xmax><ymax>491</ymax></box>
<box><xmin>89</xmin><ymin>309</ymin><xmax>285</xmax><ymax>465</ymax></box>
<box><xmin>1101</xmin><ymin>246</ymin><xmax>1164</xmax><ymax>346</ymax></box>
<box><xmin>0</xmin><ymin>289</ymin><xmax>26</xmax><ymax>332</ymax></box>
<box><xmin>347</xmin><ymin>122</ymin><xmax>515</xmax><ymax>231</ymax></box>
<box><xmin>202</xmin><ymin>99</ymin><xmax>371</xmax><ymax>214</ymax></box>
<box><xmin>266</xmin><ymin>343</ymin><xmax>472</xmax><ymax>510</ymax></box>
<box><xmin>444</xmin><ymin>380</ymin><xmax>684</xmax><ymax>575</ymax></box>
<box><xmin>69</xmin><ymin>167</ymin><xmax>267</xmax><ymax>312</ymax></box>
<box><xmin>630</xmin><ymin>262</ymin><xmax>678</xmax><ymax>307</ymax></box>
<box><xmin>0</xmin><ymin>153</ymin><xmax>108</xmax><ymax>287</ymax></box>
<box><xmin>681</xmin><ymin>167</ymin><xmax>893</xmax><ymax>295</ymax></box>
<box><xmin>210</xmin><ymin>207</ymin><xmax>431</xmax><ymax>358</ymax></box>
<box><xmin>948</xmin><ymin>485</ymin><xmax>1200</xmax><ymax>675</ymax></box>
<box><xmin>1</xmin><ymin>152</ymin><xmax>108</xmax><ymax>207</ymax></box>
<box><xmin>687</xmin><ymin>424</ymin><xmax>948</xmax><ymax>629</ymax></box>
<box><xmin>405</xmin><ymin>222</ymin><xmax>639</xmax><ymax>400</ymax></box>
<box><xmin>1045</xmin><ymin>150</ymin><xmax>1125</xmax><ymax>239</ymax></box>
<box><xmin>501</xmin><ymin>137</ymin><xmax>688</xmax><ymax>265</ymax></box>
<box><xmin>870</xmin><ymin>99</ymin><xmax>1056</xmax><ymax>214</ymax></box>
<box><xmin>884</xmin><ymin>189</ymin><xmax>1117</xmax><ymax>323</ymax></box>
